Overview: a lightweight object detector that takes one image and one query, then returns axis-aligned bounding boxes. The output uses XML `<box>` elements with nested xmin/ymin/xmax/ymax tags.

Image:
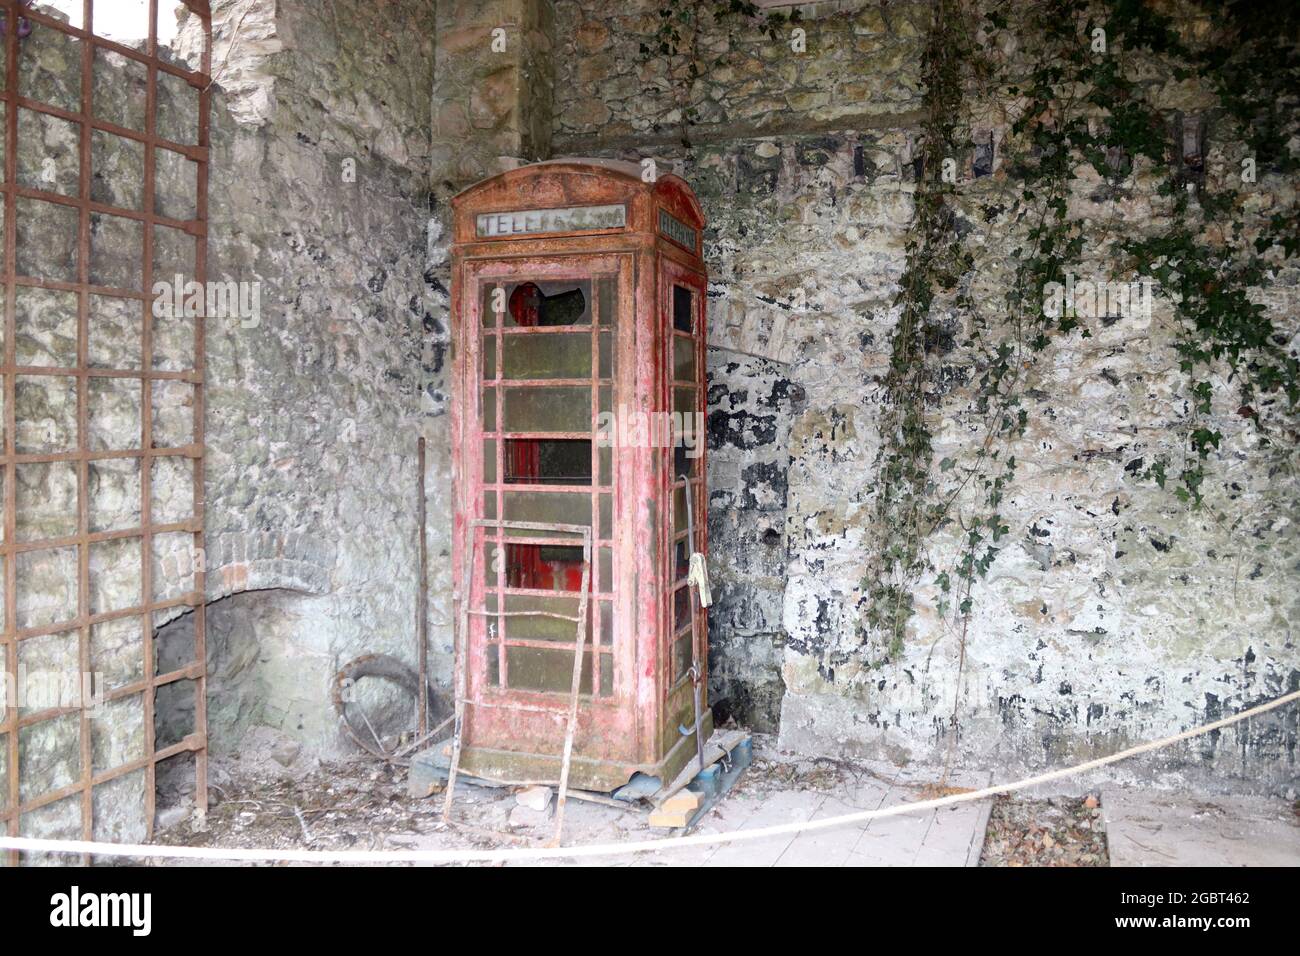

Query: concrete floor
<box><xmin>1102</xmin><ymin>788</ymin><xmax>1300</xmax><ymax>867</ymax></box>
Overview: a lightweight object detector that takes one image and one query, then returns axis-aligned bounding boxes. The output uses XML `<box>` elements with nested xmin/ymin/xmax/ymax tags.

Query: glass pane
<box><xmin>674</xmin><ymin>584</ymin><xmax>692</xmax><ymax>634</ymax></box>
<box><xmin>482</xmin><ymin>283</ymin><xmax>501</xmax><ymax>327</ymax></box>
<box><xmin>481</xmin><ymin>386</ymin><xmax>495</xmax><ymax>431</ymax></box>
<box><xmin>598</xmin><ymin>547</ymin><xmax>612</xmax><ymax>592</ymax></box>
<box><xmin>674</xmin><ymin>538</ymin><xmax>689</xmax><ymax>580</ymax></box>
<box><xmin>501</xmin><ymin>386</ymin><xmax>590</xmax><ymax>433</ymax></box>
<box><xmin>599</xmin><ymin>601</ymin><xmax>613</xmax><ymax>646</ymax></box>
<box><xmin>502</xmin><ymin>332</ymin><xmax>591</xmax><ymax>379</ymax></box>
<box><xmin>506</xmin><ymin>646</ymin><xmax>593</xmax><ymax>694</ymax></box>
<box><xmin>674</xmin><ymin>633</ymin><xmax>692</xmax><ymax>681</ymax></box>
<box><xmin>481</xmin><ymin>333</ymin><xmax>496</xmax><ymax>380</ymax></box>
<box><xmin>598</xmin><ymin>494</ymin><xmax>612</xmax><ymax>539</ymax></box>
<box><xmin>675</xmin><ymin>443</ymin><xmax>699</xmax><ymax>480</ymax></box>
<box><xmin>673</xmin><ymin>335</ymin><xmax>696</xmax><ymax>381</ymax></box>
<box><xmin>598</xmin><ymin>332</ymin><xmax>613</xmax><ymax>379</ymax></box>
<box><xmin>597</xmin><ymin>277</ymin><xmax>614</xmax><ymax>327</ymax></box>
<box><xmin>502</xmin><ymin>593</ymin><xmax>590</xmax><ymax>643</ymax></box>
<box><xmin>501</xmin><ymin>491</ymin><xmax>591</xmax><ymax>533</ymax></box>
<box><xmin>482</xmin><ymin>439</ymin><xmax>496</xmax><ymax>483</ymax></box>
<box><xmin>600</xmin><ymin>654</ymin><xmax>614</xmax><ymax>697</ymax></box>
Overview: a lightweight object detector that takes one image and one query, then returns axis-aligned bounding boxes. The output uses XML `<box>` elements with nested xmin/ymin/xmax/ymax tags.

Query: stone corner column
<box><xmin>431</xmin><ymin>0</ymin><xmax>556</xmax><ymax>199</ymax></box>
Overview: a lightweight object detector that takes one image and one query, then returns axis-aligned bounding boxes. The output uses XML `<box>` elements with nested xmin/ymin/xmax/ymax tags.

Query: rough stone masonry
<box><xmin>4</xmin><ymin>0</ymin><xmax>1297</xmax><ymax>846</ymax></box>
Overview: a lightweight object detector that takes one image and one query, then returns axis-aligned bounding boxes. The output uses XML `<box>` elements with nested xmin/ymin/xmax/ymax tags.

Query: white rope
<box><xmin>2</xmin><ymin>689</ymin><xmax>1295</xmax><ymax>864</ymax></box>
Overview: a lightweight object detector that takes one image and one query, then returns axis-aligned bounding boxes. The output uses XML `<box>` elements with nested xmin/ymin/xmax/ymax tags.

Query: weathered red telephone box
<box><xmin>449</xmin><ymin>160</ymin><xmax>710</xmax><ymax>792</ymax></box>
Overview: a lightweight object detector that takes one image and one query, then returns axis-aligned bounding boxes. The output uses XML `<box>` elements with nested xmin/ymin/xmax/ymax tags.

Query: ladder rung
<box><xmin>462</xmin><ymin>698</ymin><xmax>571</xmax><ymax>717</ymax></box>
<box><xmin>467</xmin><ymin>609</ymin><xmax>582</xmax><ymax>622</ymax></box>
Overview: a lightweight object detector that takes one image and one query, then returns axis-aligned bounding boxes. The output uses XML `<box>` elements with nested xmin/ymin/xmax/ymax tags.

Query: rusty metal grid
<box><xmin>0</xmin><ymin>0</ymin><xmax>211</xmax><ymax>864</ymax></box>
<box><xmin>477</xmin><ymin>269</ymin><xmax>617</xmax><ymax>700</ymax></box>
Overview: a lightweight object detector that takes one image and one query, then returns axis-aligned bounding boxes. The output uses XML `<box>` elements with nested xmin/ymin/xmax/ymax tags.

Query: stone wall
<box><xmin>549</xmin><ymin>0</ymin><xmax>1300</xmax><ymax>794</ymax></box>
<box><xmin>5</xmin><ymin>0</ymin><xmax>454</xmax><ymax>850</ymax></box>
<box><xmin>706</xmin><ymin>353</ymin><xmax>795</xmax><ymax>731</ymax></box>
<box><xmin>8</xmin><ymin>0</ymin><xmax>1296</xmax><ymax>850</ymax></box>
<box><xmin>194</xmin><ymin>0</ymin><xmax>449</xmax><ymax>751</ymax></box>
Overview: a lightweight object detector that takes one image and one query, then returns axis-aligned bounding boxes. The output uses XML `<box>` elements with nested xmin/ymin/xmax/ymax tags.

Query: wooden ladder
<box><xmin>442</xmin><ymin>518</ymin><xmax>592</xmax><ymax>847</ymax></box>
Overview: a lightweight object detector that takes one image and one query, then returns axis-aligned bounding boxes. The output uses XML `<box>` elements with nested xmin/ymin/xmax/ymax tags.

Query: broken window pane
<box><xmin>597</xmin><ymin>277</ymin><xmax>614</xmax><ymax>327</ymax></box>
<box><xmin>672</xmin><ymin>284</ymin><xmax>694</xmax><ymax>333</ymax></box>
<box><xmin>505</xmin><ymin>543</ymin><xmax>586</xmax><ymax>591</ymax></box>
<box><xmin>504</xmin><ymin>281</ymin><xmax>590</xmax><ymax>327</ymax></box>
<box><xmin>503</xmin><ymin>439</ymin><xmax>591</xmax><ymax>484</ymax></box>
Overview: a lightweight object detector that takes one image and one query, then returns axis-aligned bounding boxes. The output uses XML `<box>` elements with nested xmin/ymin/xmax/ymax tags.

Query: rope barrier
<box><xmin>2</xmin><ymin>689</ymin><xmax>1295</xmax><ymax>864</ymax></box>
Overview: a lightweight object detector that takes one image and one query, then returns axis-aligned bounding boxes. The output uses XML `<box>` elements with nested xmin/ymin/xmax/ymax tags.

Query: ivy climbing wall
<box><xmin>549</xmin><ymin>0</ymin><xmax>1300</xmax><ymax>793</ymax></box>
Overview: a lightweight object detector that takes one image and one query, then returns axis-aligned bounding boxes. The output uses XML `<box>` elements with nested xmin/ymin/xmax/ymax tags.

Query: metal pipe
<box><xmin>679</xmin><ymin>475</ymin><xmax>705</xmax><ymax>778</ymax></box>
<box><xmin>417</xmin><ymin>436</ymin><xmax>429</xmax><ymax>736</ymax></box>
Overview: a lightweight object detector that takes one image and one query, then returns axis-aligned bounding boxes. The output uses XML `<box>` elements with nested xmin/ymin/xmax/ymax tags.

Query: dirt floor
<box><xmin>152</xmin><ymin>736</ymin><xmax>1110</xmax><ymax>866</ymax></box>
<box><xmin>979</xmin><ymin>794</ymin><xmax>1109</xmax><ymax>866</ymax></box>
<box><xmin>154</xmin><ymin>741</ymin><xmax>896</xmax><ymax>861</ymax></box>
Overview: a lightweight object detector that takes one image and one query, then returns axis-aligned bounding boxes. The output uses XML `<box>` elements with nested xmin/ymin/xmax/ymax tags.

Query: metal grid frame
<box><xmin>0</xmin><ymin>0</ymin><xmax>211</xmax><ymax>864</ymax></box>
<box><xmin>660</xmin><ymin>259</ymin><xmax>706</xmax><ymax>693</ymax></box>
<box><xmin>474</xmin><ymin>261</ymin><xmax>623</xmax><ymax>701</ymax></box>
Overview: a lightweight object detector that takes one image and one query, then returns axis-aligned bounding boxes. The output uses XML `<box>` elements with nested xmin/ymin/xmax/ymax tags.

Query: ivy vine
<box><xmin>634</xmin><ymin>0</ymin><xmax>1300</xmax><ymax>675</ymax></box>
<box><xmin>860</xmin><ymin>0</ymin><xmax>1300</xmax><ymax>668</ymax></box>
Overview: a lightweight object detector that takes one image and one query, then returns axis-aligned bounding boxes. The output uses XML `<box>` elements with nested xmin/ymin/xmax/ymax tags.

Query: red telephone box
<box><xmin>449</xmin><ymin>160</ymin><xmax>710</xmax><ymax>791</ymax></box>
